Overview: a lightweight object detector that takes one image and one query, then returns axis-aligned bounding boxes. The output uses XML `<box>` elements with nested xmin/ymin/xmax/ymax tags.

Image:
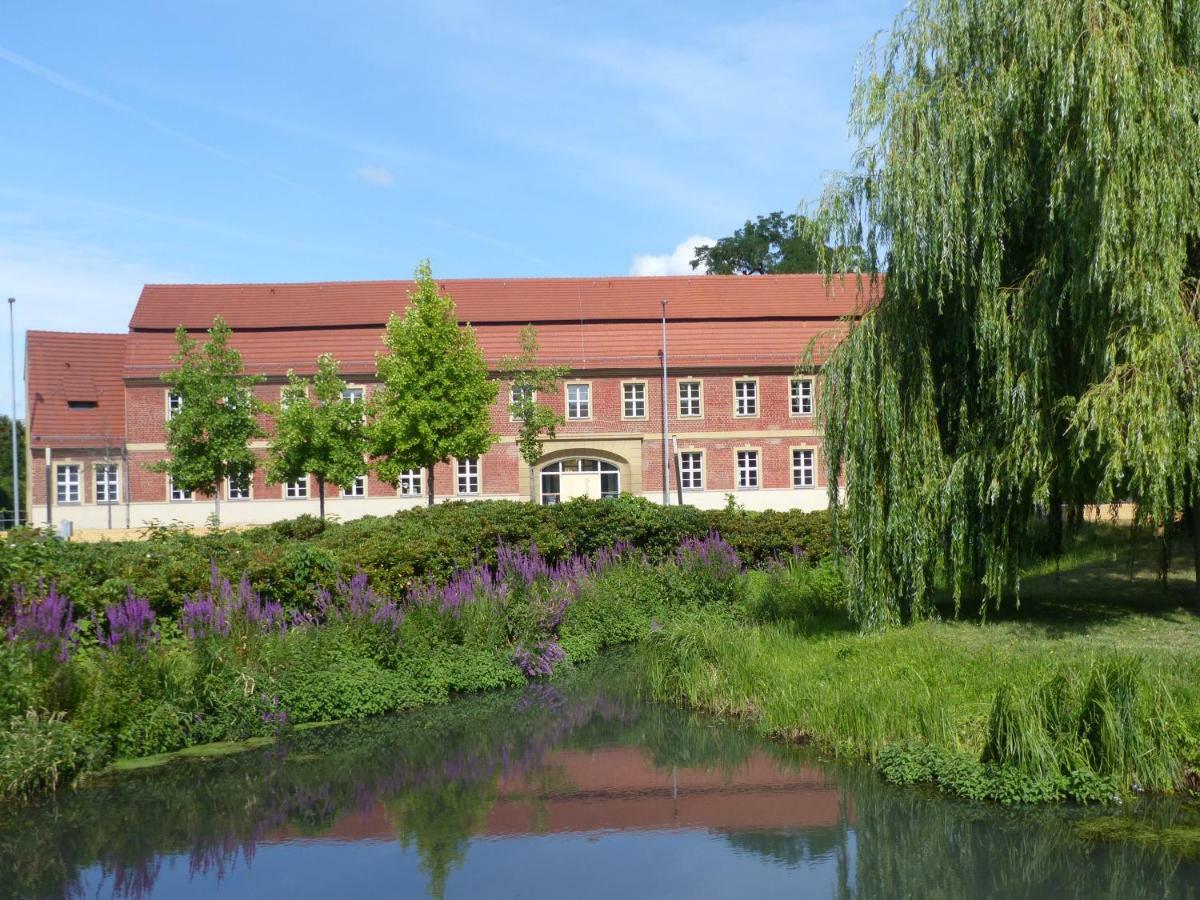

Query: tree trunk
<box><xmin>1048</xmin><ymin>490</ymin><xmax>1063</xmax><ymax>558</ymax></box>
<box><xmin>317</xmin><ymin>475</ymin><xmax>326</xmax><ymax>520</ymax></box>
<box><xmin>427</xmin><ymin>466</ymin><xmax>435</xmax><ymax>508</ymax></box>
<box><xmin>529</xmin><ymin>462</ymin><xmax>537</xmax><ymax>503</ymax></box>
<box><xmin>214</xmin><ymin>489</ymin><xmax>220</xmax><ymax>528</ymax></box>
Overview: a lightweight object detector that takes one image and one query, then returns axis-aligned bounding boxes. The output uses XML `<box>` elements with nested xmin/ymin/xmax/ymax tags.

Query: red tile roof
<box><xmin>27</xmin><ymin>276</ymin><xmax>870</xmax><ymax>449</ymax></box>
<box><xmin>122</xmin><ymin>274</ymin><xmax>872</xmax><ymax>378</ymax></box>
<box><xmin>123</xmin><ymin>319</ymin><xmax>851</xmax><ymax>378</ymax></box>
<box><xmin>26</xmin><ymin>331</ymin><xmax>127</xmax><ymax>448</ymax></box>
<box><xmin>129</xmin><ymin>274</ymin><xmax>878</xmax><ymax>330</ymax></box>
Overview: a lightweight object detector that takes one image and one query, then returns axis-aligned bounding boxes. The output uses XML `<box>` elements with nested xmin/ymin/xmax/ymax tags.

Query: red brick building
<box><xmin>25</xmin><ymin>274</ymin><xmax>872</xmax><ymax>531</ymax></box>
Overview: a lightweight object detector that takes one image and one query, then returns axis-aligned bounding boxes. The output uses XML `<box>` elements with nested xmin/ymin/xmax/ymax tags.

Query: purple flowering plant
<box><xmin>5</xmin><ymin>582</ymin><xmax>78</xmax><ymax>661</ymax></box>
<box><xmin>102</xmin><ymin>590</ymin><xmax>158</xmax><ymax>653</ymax></box>
<box><xmin>182</xmin><ymin>563</ymin><xmax>287</xmax><ymax>644</ymax></box>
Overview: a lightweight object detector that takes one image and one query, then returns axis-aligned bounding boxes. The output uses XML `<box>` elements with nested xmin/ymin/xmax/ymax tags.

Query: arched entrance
<box><xmin>538</xmin><ymin>456</ymin><xmax>622</xmax><ymax>505</ymax></box>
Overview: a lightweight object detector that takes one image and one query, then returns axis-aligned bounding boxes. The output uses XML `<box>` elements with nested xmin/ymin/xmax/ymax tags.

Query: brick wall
<box><xmin>66</xmin><ymin>367</ymin><xmax>825</xmax><ymax>524</ymax></box>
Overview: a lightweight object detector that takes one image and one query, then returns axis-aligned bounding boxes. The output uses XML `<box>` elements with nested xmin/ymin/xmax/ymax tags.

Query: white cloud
<box><xmin>629</xmin><ymin>235</ymin><xmax>716</xmax><ymax>276</ymax></box>
<box><xmin>353</xmin><ymin>165</ymin><xmax>396</xmax><ymax>187</ymax></box>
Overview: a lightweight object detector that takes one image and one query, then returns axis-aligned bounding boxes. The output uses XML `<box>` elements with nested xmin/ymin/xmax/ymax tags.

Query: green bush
<box><xmin>1</xmin><ymin>498</ymin><xmax>835</xmax><ymax>620</ymax></box>
<box><xmin>745</xmin><ymin>557</ymin><xmax>848</xmax><ymax>627</ymax></box>
<box><xmin>0</xmin><ymin>710</ymin><xmax>98</xmax><ymax>800</ymax></box>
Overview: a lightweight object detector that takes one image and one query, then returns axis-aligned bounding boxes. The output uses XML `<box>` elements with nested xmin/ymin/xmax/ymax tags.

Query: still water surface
<box><xmin>4</xmin><ymin>661</ymin><xmax>1198</xmax><ymax>899</ymax></box>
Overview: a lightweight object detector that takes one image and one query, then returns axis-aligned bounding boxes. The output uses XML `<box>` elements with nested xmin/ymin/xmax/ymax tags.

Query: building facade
<box><xmin>25</xmin><ymin>274</ymin><xmax>871</xmax><ymax>532</ymax></box>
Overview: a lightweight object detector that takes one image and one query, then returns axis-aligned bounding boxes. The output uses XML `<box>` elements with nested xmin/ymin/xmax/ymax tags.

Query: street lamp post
<box><xmin>7</xmin><ymin>297</ymin><xmax>18</xmax><ymax>530</ymax></box>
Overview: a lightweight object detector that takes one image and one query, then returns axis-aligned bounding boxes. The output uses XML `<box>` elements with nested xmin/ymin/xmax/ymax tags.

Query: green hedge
<box><xmin>1</xmin><ymin>496</ymin><xmax>833</xmax><ymax>618</ymax></box>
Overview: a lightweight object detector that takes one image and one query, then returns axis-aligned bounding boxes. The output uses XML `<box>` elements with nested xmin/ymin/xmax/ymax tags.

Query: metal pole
<box><xmin>44</xmin><ymin>446</ymin><xmax>51</xmax><ymax>528</ymax></box>
<box><xmin>7</xmin><ymin>297</ymin><xmax>18</xmax><ymax>528</ymax></box>
<box><xmin>660</xmin><ymin>298</ymin><xmax>670</xmax><ymax>506</ymax></box>
<box><xmin>672</xmin><ymin>435</ymin><xmax>684</xmax><ymax>505</ymax></box>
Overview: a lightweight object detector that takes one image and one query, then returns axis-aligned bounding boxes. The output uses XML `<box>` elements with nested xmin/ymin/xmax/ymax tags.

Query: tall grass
<box><xmin>638</xmin><ymin>611</ymin><xmax>1200</xmax><ymax>803</ymax></box>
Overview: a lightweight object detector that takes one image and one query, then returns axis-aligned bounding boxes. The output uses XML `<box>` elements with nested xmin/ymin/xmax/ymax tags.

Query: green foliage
<box><xmin>0</xmin><ymin>416</ymin><xmax>25</xmax><ymax>527</ymax></box>
<box><xmin>0</xmin><ymin>710</ymin><xmax>98</xmax><ymax>800</ymax></box>
<box><xmin>0</xmin><ymin>497</ymin><xmax>834</xmax><ymax>619</ymax></box>
<box><xmin>151</xmin><ymin>316</ymin><xmax>265</xmax><ymax>520</ymax></box>
<box><xmin>267</xmin><ymin>354</ymin><xmax>367</xmax><ymax>519</ymax></box>
<box><xmin>639</xmin><ymin>584</ymin><xmax>1200</xmax><ymax>805</ymax></box>
<box><xmin>691</xmin><ymin>211</ymin><xmax>833</xmax><ymax>274</ymax></box>
<box><xmin>817</xmin><ymin>0</ymin><xmax>1200</xmax><ymax>626</ymax></box>
<box><xmin>368</xmin><ymin>261</ymin><xmax>499</xmax><ymax>504</ymax></box>
<box><xmin>497</xmin><ymin>325</ymin><xmax>568</xmax><ymax>475</ymax></box>
<box><xmin>744</xmin><ymin>557</ymin><xmax>849</xmax><ymax>629</ymax></box>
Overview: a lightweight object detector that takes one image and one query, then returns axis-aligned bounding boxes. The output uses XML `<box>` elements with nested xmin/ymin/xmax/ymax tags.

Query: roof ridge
<box><xmin>140</xmin><ymin>273</ymin><xmax>855</xmax><ymax>289</ymax></box>
<box><xmin>27</xmin><ymin>329</ymin><xmax>128</xmax><ymax>338</ymax></box>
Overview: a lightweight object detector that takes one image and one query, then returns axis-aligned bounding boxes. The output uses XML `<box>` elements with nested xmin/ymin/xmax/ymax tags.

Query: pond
<box><xmin>3</xmin><ymin>657</ymin><xmax>1198</xmax><ymax>899</ymax></box>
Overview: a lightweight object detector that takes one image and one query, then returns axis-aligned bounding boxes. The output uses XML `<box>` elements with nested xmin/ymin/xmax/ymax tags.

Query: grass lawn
<box><xmin>639</xmin><ymin>532</ymin><xmax>1200</xmax><ymax>806</ymax></box>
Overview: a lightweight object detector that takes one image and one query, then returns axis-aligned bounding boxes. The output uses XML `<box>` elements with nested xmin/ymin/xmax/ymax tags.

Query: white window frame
<box><xmin>166</xmin><ymin>390</ymin><xmax>183</xmax><ymax>420</ymax></box>
<box><xmin>56</xmin><ymin>464</ymin><xmax>81</xmax><ymax>504</ymax></box>
<box><xmin>94</xmin><ymin>463</ymin><xmax>120</xmax><ymax>504</ymax></box>
<box><xmin>456</xmin><ymin>458</ymin><xmax>481</xmax><ymax>495</ymax></box>
<box><xmin>397</xmin><ymin>469</ymin><xmax>424</xmax><ymax>496</ymax></box>
<box><xmin>679</xmin><ymin>450</ymin><xmax>704</xmax><ymax>491</ymax></box>
<box><xmin>621</xmin><ymin>381</ymin><xmax>647</xmax><ymax>420</ymax></box>
<box><xmin>677</xmin><ymin>379</ymin><xmax>703</xmax><ymax>418</ymax></box>
<box><xmin>341</xmin><ymin>386</ymin><xmax>365</xmax><ymax>404</ymax></box>
<box><xmin>342</xmin><ymin>474</ymin><xmax>367</xmax><ymax>498</ymax></box>
<box><xmin>792</xmin><ymin>448</ymin><xmax>816</xmax><ymax>488</ymax></box>
<box><xmin>285</xmin><ymin>477</ymin><xmax>309</xmax><ymax>500</ymax></box>
<box><xmin>509</xmin><ymin>385</ymin><xmax>535</xmax><ymax>422</ymax></box>
<box><xmin>790</xmin><ymin>378</ymin><xmax>814</xmax><ymax>417</ymax></box>
<box><xmin>733</xmin><ymin>378</ymin><xmax>759</xmax><ymax>418</ymax></box>
<box><xmin>227</xmin><ymin>474</ymin><xmax>252</xmax><ymax>501</ymax></box>
<box><xmin>735</xmin><ymin>449</ymin><xmax>760</xmax><ymax>490</ymax></box>
<box><xmin>168</xmin><ymin>475</ymin><xmax>192</xmax><ymax>502</ymax></box>
<box><xmin>565</xmin><ymin>382</ymin><xmax>591</xmax><ymax>421</ymax></box>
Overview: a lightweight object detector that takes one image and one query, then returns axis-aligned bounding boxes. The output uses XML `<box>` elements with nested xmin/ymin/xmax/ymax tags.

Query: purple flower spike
<box><xmin>103</xmin><ymin>591</ymin><xmax>158</xmax><ymax>652</ymax></box>
<box><xmin>6</xmin><ymin>582</ymin><xmax>78</xmax><ymax>660</ymax></box>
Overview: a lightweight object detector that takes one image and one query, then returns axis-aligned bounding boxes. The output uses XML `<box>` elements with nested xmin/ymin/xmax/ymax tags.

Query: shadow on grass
<box><xmin>936</xmin><ymin>540</ymin><xmax>1199</xmax><ymax>640</ymax></box>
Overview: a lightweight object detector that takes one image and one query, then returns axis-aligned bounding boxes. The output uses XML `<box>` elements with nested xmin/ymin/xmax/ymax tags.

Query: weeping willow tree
<box><xmin>818</xmin><ymin>0</ymin><xmax>1200</xmax><ymax>627</ymax></box>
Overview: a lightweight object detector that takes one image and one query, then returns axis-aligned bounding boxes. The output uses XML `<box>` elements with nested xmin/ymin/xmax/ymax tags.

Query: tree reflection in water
<box><xmin>1</xmin><ymin>657</ymin><xmax>1196</xmax><ymax>899</ymax></box>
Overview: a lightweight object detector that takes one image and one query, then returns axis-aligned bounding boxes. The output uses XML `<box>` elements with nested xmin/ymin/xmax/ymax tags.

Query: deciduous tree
<box><xmin>817</xmin><ymin>0</ymin><xmax>1200</xmax><ymax>625</ymax></box>
<box><xmin>267</xmin><ymin>354</ymin><xmax>367</xmax><ymax>520</ymax></box>
<box><xmin>152</xmin><ymin>317</ymin><xmax>264</xmax><ymax>525</ymax></box>
<box><xmin>691</xmin><ymin>212</ymin><xmax>829</xmax><ymax>274</ymax></box>
<box><xmin>368</xmin><ymin>261</ymin><xmax>499</xmax><ymax>507</ymax></box>
<box><xmin>498</xmin><ymin>325</ymin><xmax>568</xmax><ymax>501</ymax></box>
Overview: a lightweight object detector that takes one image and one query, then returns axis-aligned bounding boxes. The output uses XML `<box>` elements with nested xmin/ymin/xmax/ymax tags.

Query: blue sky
<box><xmin>1</xmin><ymin>0</ymin><xmax>902</xmax><ymax>416</ymax></box>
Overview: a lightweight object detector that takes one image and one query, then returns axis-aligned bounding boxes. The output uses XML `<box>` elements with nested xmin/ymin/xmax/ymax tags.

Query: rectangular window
<box><xmin>457</xmin><ymin>458</ymin><xmax>480</xmax><ymax>495</ymax></box>
<box><xmin>397</xmin><ymin>469</ymin><xmax>423</xmax><ymax>496</ymax></box>
<box><xmin>56</xmin><ymin>465</ymin><xmax>80</xmax><ymax>504</ymax></box>
<box><xmin>285</xmin><ymin>478</ymin><xmax>309</xmax><ymax>499</ymax></box>
<box><xmin>736</xmin><ymin>450</ymin><xmax>760</xmax><ymax>489</ymax></box>
<box><xmin>95</xmin><ymin>464</ymin><xmax>119</xmax><ymax>503</ymax></box>
<box><xmin>734</xmin><ymin>380</ymin><xmax>758</xmax><ymax>417</ymax></box>
<box><xmin>342</xmin><ymin>475</ymin><xmax>367</xmax><ymax>497</ymax></box>
<box><xmin>341</xmin><ymin>387</ymin><xmax>364</xmax><ymax>404</ymax></box>
<box><xmin>792</xmin><ymin>449</ymin><xmax>816</xmax><ymax>488</ymax></box>
<box><xmin>678</xmin><ymin>380</ymin><xmax>702</xmax><ymax>418</ymax></box>
<box><xmin>167</xmin><ymin>391</ymin><xmax>183</xmax><ymax>419</ymax></box>
<box><xmin>791</xmin><ymin>378</ymin><xmax>814</xmax><ymax>416</ymax></box>
<box><xmin>622</xmin><ymin>382</ymin><xmax>646</xmax><ymax>419</ymax></box>
<box><xmin>169</xmin><ymin>476</ymin><xmax>192</xmax><ymax>501</ymax></box>
<box><xmin>679</xmin><ymin>451</ymin><xmax>704</xmax><ymax>490</ymax></box>
<box><xmin>566</xmin><ymin>383</ymin><xmax>590</xmax><ymax>420</ymax></box>
<box><xmin>227</xmin><ymin>475</ymin><xmax>251</xmax><ymax>500</ymax></box>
